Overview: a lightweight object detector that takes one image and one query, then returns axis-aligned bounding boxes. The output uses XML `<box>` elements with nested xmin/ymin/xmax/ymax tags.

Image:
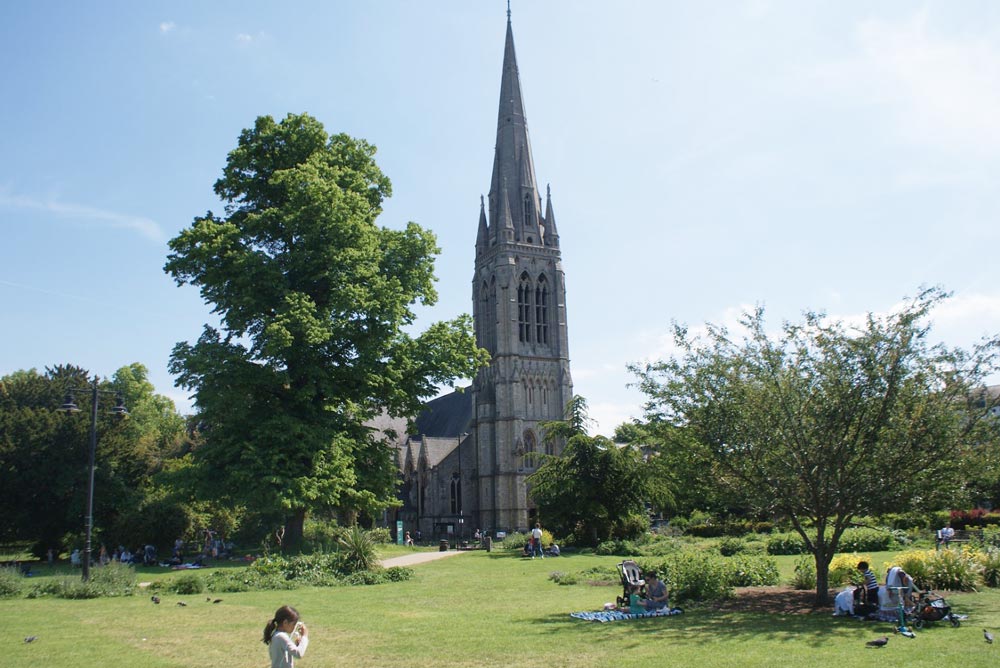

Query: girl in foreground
<box><xmin>263</xmin><ymin>605</ymin><xmax>309</xmax><ymax>668</ymax></box>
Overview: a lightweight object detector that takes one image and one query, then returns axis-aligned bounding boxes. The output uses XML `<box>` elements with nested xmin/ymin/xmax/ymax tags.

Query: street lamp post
<box><xmin>60</xmin><ymin>377</ymin><xmax>128</xmax><ymax>581</ymax></box>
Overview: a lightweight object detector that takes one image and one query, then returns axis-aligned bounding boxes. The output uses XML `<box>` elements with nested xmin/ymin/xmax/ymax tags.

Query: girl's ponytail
<box><xmin>262</xmin><ymin>619</ymin><xmax>278</xmax><ymax>645</ymax></box>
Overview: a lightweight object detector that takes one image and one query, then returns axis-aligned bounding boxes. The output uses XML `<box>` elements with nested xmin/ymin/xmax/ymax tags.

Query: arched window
<box><xmin>517</xmin><ymin>272</ymin><xmax>533</xmax><ymax>343</ymax></box>
<box><xmin>450</xmin><ymin>474</ymin><xmax>462</xmax><ymax>514</ymax></box>
<box><xmin>480</xmin><ymin>281</ymin><xmax>490</xmax><ymax>351</ymax></box>
<box><xmin>535</xmin><ymin>274</ymin><xmax>549</xmax><ymax>344</ymax></box>
<box><xmin>524</xmin><ymin>430</ymin><xmax>537</xmax><ymax>467</ymax></box>
<box><xmin>523</xmin><ymin>193</ymin><xmax>534</xmax><ymax>231</ymax></box>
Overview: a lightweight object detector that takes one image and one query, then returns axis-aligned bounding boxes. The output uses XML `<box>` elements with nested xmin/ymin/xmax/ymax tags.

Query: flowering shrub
<box><xmin>828</xmin><ymin>553</ymin><xmax>872</xmax><ymax>587</ymax></box>
<box><xmin>725</xmin><ymin>554</ymin><xmax>780</xmax><ymax>587</ymax></box>
<box><xmin>979</xmin><ymin>548</ymin><xmax>1000</xmax><ymax>588</ymax></box>
<box><xmin>887</xmin><ymin>548</ymin><xmax>980</xmax><ymax>591</ymax></box>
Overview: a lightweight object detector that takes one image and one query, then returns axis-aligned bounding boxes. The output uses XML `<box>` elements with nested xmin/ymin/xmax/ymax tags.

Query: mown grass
<box><xmin>2</xmin><ymin>549</ymin><xmax>998</xmax><ymax>668</ymax></box>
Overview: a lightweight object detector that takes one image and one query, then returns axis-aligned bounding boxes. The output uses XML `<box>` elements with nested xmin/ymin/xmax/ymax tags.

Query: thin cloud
<box><xmin>810</xmin><ymin>9</ymin><xmax>1000</xmax><ymax>155</ymax></box>
<box><xmin>0</xmin><ymin>191</ymin><xmax>165</xmax><ymax>243</ymax></box>
<box><xmin>159</xmin><ymin>21</ymin><xmax>176</xmax><ymax>34</ymax></box>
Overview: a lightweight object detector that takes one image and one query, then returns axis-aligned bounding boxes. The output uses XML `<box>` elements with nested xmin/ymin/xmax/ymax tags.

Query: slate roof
<box><xmin>413</xmin><ymin>388</ymin><xmax>472</xmax><ymax>438</ymax></box>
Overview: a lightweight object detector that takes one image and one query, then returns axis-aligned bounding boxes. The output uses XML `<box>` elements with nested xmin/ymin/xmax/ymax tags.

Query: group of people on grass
<box><xmin>624</xmin><ymin>571</ymin><xmax>670</xmax><ymax>613</ymax></box>
<box><xmin>834</xmin><ymin>561</ymin><xmax>918</xmax><ymax>620</ymax></box>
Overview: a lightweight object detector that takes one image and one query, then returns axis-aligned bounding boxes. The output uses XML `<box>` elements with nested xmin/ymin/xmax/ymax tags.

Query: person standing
<box><xmin>857</xmin><ymin>561</ymin><xmax>880</xmax><ymax>614</ymax></box>
<box><xmin>263</xmin><ymin>605</ymin><xmax>309</xmax><ymax>668</ymax></box>
<box><xmin>531</xmin><ymin>523</ymin><xmax>544</xmax><ymax>559</ymax></box>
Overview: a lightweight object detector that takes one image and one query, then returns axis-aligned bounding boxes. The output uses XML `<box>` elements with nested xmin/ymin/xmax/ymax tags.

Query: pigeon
<box><xmin>985</xmin><ymin>629</ymin><xmax>994</xmax><ymax>644</ymax></box>
<box><xmin>24</xmin><ymin>636</ymin><xmax>38</xmax><ymax>643</ymax></box>
<box><xmin>212</xmin><ymin>598</ymin><xmax>223</xmax><ymax>604</ymax></box>
<box><xmin>177</xmin><ymin>601</ymin><xmax>187</xmax><ymax>607</ymax></box>
<box><xmin>151</xmin><ymin>595</ymin><xmax>160</xmax><ymax>604</ymax></box>
<box><xmin>206</xmin><ymin>597</ymin><xmax>212</xmax><ymax>602</ymax></box>
<box><xmin>866</xmin><ymin>636</ymin><xmax>889</xmax><ymax>648</ymax></box>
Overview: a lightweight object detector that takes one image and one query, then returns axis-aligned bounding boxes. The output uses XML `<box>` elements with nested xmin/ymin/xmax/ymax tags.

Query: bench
<box><xmin>936</xmin><ymin>528</ymin><xmax>976</xmax><ymax>548</ymax></box>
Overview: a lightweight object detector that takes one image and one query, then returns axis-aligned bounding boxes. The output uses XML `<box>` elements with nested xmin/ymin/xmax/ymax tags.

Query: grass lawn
<box><xmin>3</xmin><ymin>549</ymin><xmax>998</xmax><ymax>668</ymax></box>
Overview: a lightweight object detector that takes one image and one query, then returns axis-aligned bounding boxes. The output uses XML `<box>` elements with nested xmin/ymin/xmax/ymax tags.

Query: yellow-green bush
<box><xmin>828</xmin><ymin>553</ymin><xmax>872</xmax><ymax>586</ymax></box>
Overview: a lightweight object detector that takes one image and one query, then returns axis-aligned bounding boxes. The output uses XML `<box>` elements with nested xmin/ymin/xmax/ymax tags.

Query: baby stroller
<box><xmin>910</xmin><ymin>590</ymin><xmax>961</xmax><ymax>629</ymax></box>
<box><xmin>615</xmin><ymin>560</ymin><xmax>646</xmax><ymax>610</ymax></box>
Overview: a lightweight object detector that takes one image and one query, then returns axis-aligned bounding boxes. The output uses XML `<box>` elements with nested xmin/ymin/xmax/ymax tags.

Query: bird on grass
<box><xmin>985</xmin><ymin>629</ymin><xmax>994</xmax><ymax>644</ymax></box>
<box><xmin>212</xmin><ymin>598</ymin><xmax>223</xmax><ymax>604</ymax></box>
<box><xmin>24</xmin><ymin>636</ymin><xmax>38</xmax><ymax>643</ymax></box>
<box><xmin>177</xmin><ymin>601</ymin><xmax>187</xmax><ymax>607</ymax></box>
<box><xmin>151</xmin><ymin>595</ymin><xmax>160</xmax><ymax>604</ymax></box>
<box><xmin>866</xmin><ymin>637</ymin><xmax>889</xmax><ymax>648</ymax></box>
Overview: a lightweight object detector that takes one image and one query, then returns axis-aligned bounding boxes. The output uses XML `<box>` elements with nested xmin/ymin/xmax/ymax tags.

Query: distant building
<box><xmin>392</xmin><ymin>10</ymin><xmax>573</xmax><ymax>539</ymax></box>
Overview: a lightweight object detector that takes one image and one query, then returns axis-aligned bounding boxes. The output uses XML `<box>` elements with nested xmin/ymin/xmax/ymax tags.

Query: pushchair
<box><xmin>615</xmin><ymin>560</ymin><xmax>646</xmax><ymax>610</ymax></box>
<box><xmin>910</xmin><ymin>590</ymin><xmax>961</xmax><ymax>629</ymax></box>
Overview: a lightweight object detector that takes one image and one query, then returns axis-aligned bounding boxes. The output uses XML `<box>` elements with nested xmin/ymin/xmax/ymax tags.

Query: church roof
<box><xmin>413</xmin><ymin>388</ymin><xmax>472</xmax><ymax>438</ymax></box>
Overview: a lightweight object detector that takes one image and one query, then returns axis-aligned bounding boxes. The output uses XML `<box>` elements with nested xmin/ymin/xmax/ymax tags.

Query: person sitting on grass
<box><xmin>642</xmin><ymin>571</ymin><xmax>669</xmax><ymax>611</ymax></box>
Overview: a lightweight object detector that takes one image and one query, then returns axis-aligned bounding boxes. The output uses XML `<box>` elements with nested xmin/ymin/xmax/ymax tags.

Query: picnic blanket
<box><xmin>571</xmin><ymin>607</ymin><xmax>684</xmax><ymax>623</ymax></box>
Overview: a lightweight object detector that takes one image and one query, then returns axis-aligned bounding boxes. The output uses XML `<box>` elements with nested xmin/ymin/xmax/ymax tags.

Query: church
<box><xmin>392</xmin><ymin>10</ymin><xmax>574</xmax><ymax>540</ymax></box>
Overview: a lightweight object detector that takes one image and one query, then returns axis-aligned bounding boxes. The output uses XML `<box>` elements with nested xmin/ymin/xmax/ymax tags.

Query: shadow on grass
<box><xmin>529</xmin><ymin>607</ymin><xmax>930</xmax><ymax>649</ymax></box>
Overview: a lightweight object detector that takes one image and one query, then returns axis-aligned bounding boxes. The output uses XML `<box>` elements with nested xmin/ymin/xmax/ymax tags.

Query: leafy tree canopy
<box><xmin>529</xmin><ymin>397</ymin><xmax>670</xmax><ymax>545</ymax></box>
<box><xmin>632</xmin><ymin>287</ymin><xmax>1000</xmax><ymax>603</ymax></box>
<box><xmin>164</xmin><ymin>113</ymin><xmax>488</xmax><ymax>545</ymax></box>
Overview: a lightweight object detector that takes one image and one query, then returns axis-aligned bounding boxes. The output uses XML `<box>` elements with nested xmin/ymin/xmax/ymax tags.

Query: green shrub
<box><xmin>718</xmin><ymin>537</ymin><xmax>745</xmax><ymax>556</ymax></box>
<box><xmin>169</xmin><ymin>573</ymin><xmax>205</xmax><ymax>595</ymax></box>
<box><xmin>828</xmin><ymin>553</ymin><xmax>871</xmax><ymax>586</ymax></box>
<box><xmin>501</xmin><ymin>533</ymin><xmax>528</xmax><ymax>550</ymax></box>
<box><xmin>548</xmin><ymin>571</ymin><xmax>578</xmax><ymax>585</ymax></box>
<box><xmin>367</xmin><ymin>527</ymin><xmax>393</xmax><ymax>544</ymax></box>
<box><xmin>791</xmin><ymin>555</ymin><xmax>816</xmax><ymax>590</ymax></box>
<box><xmin>838</xmin><ymin>528</ymin><xmax>891</xmax><ymax>552</ymax></box>
<box><xmin>595</xmin><ymin>539</ymin><xmax>639</xmax><ymax>556</ymax></box>
<box><xmin>767</xmin><ymin>532</ymin><xmax>806</xmax><ymax>555</ymax></box>
<box><xmin>85</xmin><ymin>562</ymin><xmax>137</xmax><ymax>597</ymax></box>
<box><xmin>0</xmin><ymin>567</ymin><xmax>23</xmax><ymax>598</ymax></box>
<box><xmin>343</xmin><ymin>567</ymin><xmax>413</xmax><ymax>586</ymax></box>
<box><xmin>338</xmin><ymin>527</ymin><xmax>377</xmax><ymax>572</ymax></box>
<box><xmin>641</xmin><ymin>550</ymin><xmax>732</xmax><ymax>604</ymax></box>
<box><xmin>891</xmin><ymin>549</ymin><xmax>980</xmax><ymax>591</ymax></box>
<box><xmin>205</xmin><ymin>568</ymin><xmax>295</xmax><ymax>593</ymax></box>
<box><xmin>302</xmin><ymin>519</ymin><xmax>345</xmax><ymax>554</ymax></box>
<box><xmin>979</xmin><ymin>548</ymin><xmax>1000</xmax><ymax>588</ymax></box>
<box><xmin>724</xmin><ymin>554</ymin><xmax>780</xmax><ymax>586</ymax></box>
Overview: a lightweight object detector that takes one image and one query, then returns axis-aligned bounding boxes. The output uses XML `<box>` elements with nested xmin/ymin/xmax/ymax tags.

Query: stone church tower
<box><xmin>470</xmin><ymin>9</ymin><xmax>574</xmax><ymax>532</ymax></box>
<box><xmin>391</xmin><ymin>9</ymin><xmax>572</xmax><ymax>538</ymax></box>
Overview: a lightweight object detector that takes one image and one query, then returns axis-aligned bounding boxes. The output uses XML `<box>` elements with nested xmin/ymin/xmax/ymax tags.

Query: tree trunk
<box><xmin>283</xmin><ymin>508</ymin><xmax>306</xmax><ymax>554</ymax></box>
<box><xmin>815</xmin><ymin>554</ymin><xmax>831</xmax><ymax>606</ymax></box>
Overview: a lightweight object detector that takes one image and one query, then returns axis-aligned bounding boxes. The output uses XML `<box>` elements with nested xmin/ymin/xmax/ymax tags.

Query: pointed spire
<box><xmin>476</xmin><ymin>194</ymin><xmax>489</xmax><ymax>252</ymax></box>
<box><xmin>488</xmin><ymin>8</ymin><xmax>540</xmax><ymax>243</ymax></box>
<box><xmin>544</xmin><ymin>183</ymin><xmax>559</xmax><ymax>247</ymax></box>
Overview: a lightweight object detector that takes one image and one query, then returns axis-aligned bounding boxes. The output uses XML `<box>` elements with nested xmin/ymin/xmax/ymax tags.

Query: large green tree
<box><xmin>164</xmin><ymin>113</ymin><xmax>487</xmax><ymax>548</ymax></box>
<box><xmin>528</xmin><ymin>397</ymin><xmax>670</xmax><ymax>545</ymax></box>
<box><xmin>633</xmin><ymin>288</ymin><xmax>1000</xmax><ymax>604</ymax></box>
<box><xmin>0</xmin><ymin>364</ymin><xmax>186</xmax><ymax>554</ymax></box>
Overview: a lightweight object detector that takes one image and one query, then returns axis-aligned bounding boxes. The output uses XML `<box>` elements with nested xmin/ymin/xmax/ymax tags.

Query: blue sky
<box><xmin>3</xmin><ymin>1</ymin><xmax>1000</xmax><ymax>435</ymax></box>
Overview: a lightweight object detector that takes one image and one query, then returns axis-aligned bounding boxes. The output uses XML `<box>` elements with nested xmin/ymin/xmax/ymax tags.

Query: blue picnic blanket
<box><xmin>571</xmin><ymin>607</ymin><xmax>684</xmax><ymax>622</ymax></box>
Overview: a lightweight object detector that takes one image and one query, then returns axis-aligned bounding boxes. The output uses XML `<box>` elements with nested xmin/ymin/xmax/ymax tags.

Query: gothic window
<box><xmin>517</xmin><ymin>272</ymin><xmax>533</xmax><ymax>343</ymax></box>
<box><xmin>524</xmin><ymin>429</ymin><xmax>537</xmax><ymax>467</ymax></box>
<box><xmin>480</xmin><ymin>281</ymin><xmax>490</xmax><ymax>351</ymax></box>
<box><xmin>535</xmin><ymin>274</ymin><xmax>549</xmax><ymax>344</ymax></box>
<box><xmin>523</xmin><ymin>193</ymin><xmax>534</xmax><ymax>231</ymax></box>
<box><xmin>450</xmin><ymin>475</ymin><xmax>462</xmax><ymax>514</ymax></box>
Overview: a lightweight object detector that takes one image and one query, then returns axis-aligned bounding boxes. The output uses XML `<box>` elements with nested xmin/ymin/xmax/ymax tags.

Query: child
<box><xmin>857</xmin><ymin>561</ymin><xmax>879</xmax><ymax>614</ymax></box>
<box><xmin>627</xmin><ymin>584</ymin><xmax>645</xmax><ymax>614</ymax></box>
<box><xmin>263</xmin><ymin>605</ymin><xmax>309</xmax><ymax>668</ymax></box>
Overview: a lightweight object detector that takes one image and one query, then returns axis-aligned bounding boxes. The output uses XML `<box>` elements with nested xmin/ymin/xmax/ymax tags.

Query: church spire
<box><xmin>488</xmin><ymin>6</ymin><xmax>540</xmax><ymax>245</ymax></box>
<box><xmin>544</xmin><ymin>183</ymin><xmax>559</xmax><ymax>247</ymax></box>
<box><xmin>476</xmin><ymin>194</ymin><xmax>488</xmax><ymax>254</ymax></box>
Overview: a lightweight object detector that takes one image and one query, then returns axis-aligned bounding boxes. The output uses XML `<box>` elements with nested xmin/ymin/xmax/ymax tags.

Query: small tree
<box><xmin>633</xmin><ymin>288</ymin><xmax>1000</xmax><ymax>604</ymax></box>
<box><xmin>528</xmin><ymin>397</ymin><xmax>666</xmax><ymax>545</ymax></box>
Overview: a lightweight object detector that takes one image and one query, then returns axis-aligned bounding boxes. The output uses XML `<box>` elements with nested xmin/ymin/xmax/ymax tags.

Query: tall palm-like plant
<box><xmin>338</xmin><ymin>526</ymin><xmax>377</xmax><ymax>573</ymax></box>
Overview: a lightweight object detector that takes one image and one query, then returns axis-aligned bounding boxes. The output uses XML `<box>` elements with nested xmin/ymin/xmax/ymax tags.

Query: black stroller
<box><xmin>910</xmin><ymin>590</ymin><xmax>961</xmax><ymax>628</ymax></box>
<box><xmin>615</xmin><ymin>560</ymin><xmax>646</xmax><ymax>610</ymax></box>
